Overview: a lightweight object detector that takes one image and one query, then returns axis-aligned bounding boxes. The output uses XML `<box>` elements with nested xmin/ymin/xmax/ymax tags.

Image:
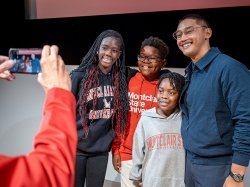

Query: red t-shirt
<box><xmin>112</xmin><ymin>72</ymin><xmax>159</xmax><ymax>161</ymax></box>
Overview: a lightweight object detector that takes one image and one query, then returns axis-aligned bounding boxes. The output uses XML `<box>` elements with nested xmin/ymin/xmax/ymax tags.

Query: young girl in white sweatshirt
<box><xmin>130</xmin><ymin>72</ymin><xmax>185</xmax><ymax>187</ymax></box>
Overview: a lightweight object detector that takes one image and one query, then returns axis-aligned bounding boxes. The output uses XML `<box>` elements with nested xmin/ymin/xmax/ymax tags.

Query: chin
<box><xmin>140</xmin><ymin>71</ymin><xmax>150</xmax><ymax>76</ymax></box>
<box><xmin>182</xmin><ymin>49</ymin><xmax>193</xmax><ymax>58</ymax></box>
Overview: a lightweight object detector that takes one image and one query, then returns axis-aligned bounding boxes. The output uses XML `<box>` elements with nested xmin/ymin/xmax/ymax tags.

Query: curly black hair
<box><xmin>140</xmin><ymin>36</ymin><xmax>169</xmax><ymax>60</ymax></box>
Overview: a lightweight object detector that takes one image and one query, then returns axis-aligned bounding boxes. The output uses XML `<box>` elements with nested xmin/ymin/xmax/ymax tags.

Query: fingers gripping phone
<box><xmin>9</xmin><ymin>48</ymin><xmax>42</xmax><ymax>74</ymax></box>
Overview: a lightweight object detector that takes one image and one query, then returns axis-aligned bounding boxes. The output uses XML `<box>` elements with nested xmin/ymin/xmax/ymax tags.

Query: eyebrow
<box><xmin>177</xmin><ymin>25</ymin><xmax>195</xmax><ymax>31</ymax></box>
<box><xmin>101</xmin><ymin>44</ymin><xmax>119</xmax><ymax>49</ymax></box>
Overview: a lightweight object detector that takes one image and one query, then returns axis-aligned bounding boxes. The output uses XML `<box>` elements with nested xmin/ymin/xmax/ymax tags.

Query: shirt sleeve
<box><xmin>0</xmin><ymin>88</ymin><xmax>77</xmax><ymax>187</ymax></box>
<box><xmin>222</xmin><ymin>61</ymin><xmax>250</xmax><ymax>166</ymax></box>
<box><xmin>112</xmin><ymin>135</ymin><xmax>121</xmax><ymax>155</ymax></box>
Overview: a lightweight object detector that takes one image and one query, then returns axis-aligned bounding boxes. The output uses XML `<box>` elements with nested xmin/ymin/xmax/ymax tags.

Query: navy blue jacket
<box><xmin>180</xmin><ymin>47</ymin><xmax>250</xmax><ymax>166</ymax></box>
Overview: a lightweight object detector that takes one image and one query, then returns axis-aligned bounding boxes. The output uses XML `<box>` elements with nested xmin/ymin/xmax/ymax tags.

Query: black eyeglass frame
<box><xmin>137</xmin><ymin>55</ymin><xmax>162</xmax><ymax>63</ymax></box>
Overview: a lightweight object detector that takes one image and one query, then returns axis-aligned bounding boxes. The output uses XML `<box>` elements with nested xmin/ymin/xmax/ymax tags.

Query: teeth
<box><xmin>183</xmin><ymin>43</ymin><xmax>191</xmax><ymax>49</ymax></box>
<box><xmin>103</xmin><ymin>58</ymin><xmax>111</xmax><ymax>63</ymax></box>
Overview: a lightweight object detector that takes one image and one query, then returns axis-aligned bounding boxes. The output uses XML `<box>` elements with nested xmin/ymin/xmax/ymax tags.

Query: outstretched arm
<box><xmin>0</xmin><ymin>45</ymin><xmax>77</xmax><ymax>187</ymax></box>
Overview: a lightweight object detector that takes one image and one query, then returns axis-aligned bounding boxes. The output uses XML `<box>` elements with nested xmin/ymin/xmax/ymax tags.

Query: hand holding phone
<box><xmin>9</xmin><ymin>48</ymin><xmax>42</xmax><ymax>74</ymax></box>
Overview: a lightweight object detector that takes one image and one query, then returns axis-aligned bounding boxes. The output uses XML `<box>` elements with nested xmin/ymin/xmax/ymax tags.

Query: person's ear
<box><xmin>161</xmin><ymin>59</ymin><xmax>167</xmax><ymax>68</ymax></box>
<box><xmin>205</xmin><ymin>27</ymin><xmax>212</xmax><ymax>40</ymax></box>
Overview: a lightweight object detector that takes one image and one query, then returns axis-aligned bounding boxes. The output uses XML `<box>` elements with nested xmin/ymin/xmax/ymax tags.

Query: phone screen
<box><xmin>9</xmin><ymin>48</ymin><xmax>42</xmax><ymax>74</ymax></box>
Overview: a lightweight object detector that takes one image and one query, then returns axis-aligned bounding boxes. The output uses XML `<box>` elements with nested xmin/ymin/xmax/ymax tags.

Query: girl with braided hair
<box><xmin>70</xmin><ymin>29</ymin><xmax>132</xmax><ymax>187</ymax></box>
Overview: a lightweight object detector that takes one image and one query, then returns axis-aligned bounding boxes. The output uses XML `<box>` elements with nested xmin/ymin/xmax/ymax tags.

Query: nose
<box><xmin>104</xmin><ymin>48</ymin><xmax>112</xmax><ymax>55</ymax></box>
<box><xmin>143</xmin><ymin>57</ymin><xmax>151</xmax><ymax>64</ymax></box>
<box><xmin>163</xmin><ymin>94</ymin><xmax>169</xmax><ymax>98</ymax></box>
<box><xmin>160</xmin><ymin>92</ymin><xmax>168</xmax><ymax>99</ymax></box>
<box><xmin>164</xmin><ymin>91</ymin><xmax>172</xmax><ymax>98</ymax></box>
<box><xmin>179</xmin><ymin>32</ymin><xmax>190</xmax><ymax>41</ymax></box>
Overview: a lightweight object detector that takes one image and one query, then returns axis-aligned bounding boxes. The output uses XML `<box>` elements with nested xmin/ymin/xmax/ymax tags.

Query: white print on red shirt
<box><xmin>129</xmin><ymin>92</ymin><xmax>157</xmax><ymax>113</ymax></box>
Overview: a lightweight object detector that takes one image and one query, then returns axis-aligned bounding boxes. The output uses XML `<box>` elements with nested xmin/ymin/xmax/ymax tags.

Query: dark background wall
<box><xmin>1</xmin><ymin>1</ymin><xmax>249</xmax><ymax>69</ymax></box>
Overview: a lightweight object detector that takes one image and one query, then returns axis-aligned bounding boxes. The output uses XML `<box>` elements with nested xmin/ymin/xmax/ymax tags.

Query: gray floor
<box><xmin>104</xmin><ymin>180</ymin><xmax>120</xmax><ymax>187</ymax></box>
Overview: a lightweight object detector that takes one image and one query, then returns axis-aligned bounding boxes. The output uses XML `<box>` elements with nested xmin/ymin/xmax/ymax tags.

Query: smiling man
<box><xmin>173</xmin><ymin>14</ymin><xmax>250</xmax><ymax>187</ymax></box>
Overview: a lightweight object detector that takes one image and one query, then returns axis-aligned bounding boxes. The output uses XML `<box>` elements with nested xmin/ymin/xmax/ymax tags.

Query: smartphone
<box><xmin>9</xmin><ymin>48</ymin><xmax>42</xmax><ymax>74</ymax></box>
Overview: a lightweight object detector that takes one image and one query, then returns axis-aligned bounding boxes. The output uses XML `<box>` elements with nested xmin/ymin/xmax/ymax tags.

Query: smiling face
<box><xmin>98</xmin><ymin>36</ymin><xmax>121</xmax><ymax>74</ymax></box>
<box><xmin>156</xmin><ymin>78</ymin><xmax>179</xmax><ymax>117</ymax></box>
<box><xmin>138</xmin><ymin>46</ymin><xmax>166</xmax><ymax>81</ymax></box>
<box><xmin>176</xmin><ymin>18</ymin><xmax>212</xmax><ymax>62</ymax></box>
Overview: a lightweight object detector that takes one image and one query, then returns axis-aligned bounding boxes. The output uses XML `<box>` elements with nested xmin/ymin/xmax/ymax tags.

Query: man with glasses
<box><xmin>173</xmin><ymin>13</ymin><xmax>250</xmax><ymax>187</ymax></box>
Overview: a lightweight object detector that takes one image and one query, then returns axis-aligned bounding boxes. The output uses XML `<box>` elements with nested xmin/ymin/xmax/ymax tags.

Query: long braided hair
<box><xmin>71</xmin><ymin>29</ymin><xmax>128</xmax><ymax>138</ymax></box>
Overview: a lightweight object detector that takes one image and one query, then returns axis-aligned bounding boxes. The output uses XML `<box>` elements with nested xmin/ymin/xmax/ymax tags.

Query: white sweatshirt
<box><xmin>129</xmin><ymin>107</ymin><xmax>185</xmax><ymax>187</ymax></box>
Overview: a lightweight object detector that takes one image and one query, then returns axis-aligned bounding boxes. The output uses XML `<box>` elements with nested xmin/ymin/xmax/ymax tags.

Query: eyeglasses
<box><xmin>172</xmin><ymin>26</ymin><xmax>207</xmax><ymax>40</ymax></box>
<box><xmin>137</xmin><ymin>55</ymin><xmax>162</xmax><ymax>63</ymax></box>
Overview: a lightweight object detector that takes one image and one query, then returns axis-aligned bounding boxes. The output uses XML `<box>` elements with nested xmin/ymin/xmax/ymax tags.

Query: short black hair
<box><xmin>140</xmin><ymin>36</ymin><xmax>169</xmax><ymax>60</ymax></box>
<box><xmin>178</xmin><ymin>14</ymin><xmax>210</xmax><ymax>28</ymax></box>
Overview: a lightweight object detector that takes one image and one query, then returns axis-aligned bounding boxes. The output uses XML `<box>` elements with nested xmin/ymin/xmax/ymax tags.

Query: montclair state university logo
<box><xmin>87</xmin><ymin>85</ymin><xmax>114</xmax><ymax>120</ymax></box>
<box><xmin>128</xmin><ymin>92</ymin><xmax>157</xmax><ymax>113</ymax></box>
<box><xmin>146</xmin><ymin>133</ymin><xmax>183</xmax><ymax>151</ymax></box>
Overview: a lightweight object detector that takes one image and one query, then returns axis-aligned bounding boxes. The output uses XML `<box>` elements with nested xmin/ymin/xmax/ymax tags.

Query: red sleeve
<box><xmin>0</xmin><ymin>88</ymin><xmax>77</xmax><ymax>187</ymax></box>
<box><xmin>112</xmin><ymin>135</ymin><xmax>121</xmax><ymax>155</ymax></box>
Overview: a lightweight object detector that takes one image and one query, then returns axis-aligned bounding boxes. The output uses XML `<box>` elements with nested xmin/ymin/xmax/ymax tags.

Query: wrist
<box><xmin>231</xmin><ymin>163</ymin><xmax>246</xmax><ymax>175</ymax></box>
<box><xmin>229</xmin><ymin>163</ymin><xmax>246</xmax><ymax>183</ymax></box>
<box><xmin>229</xmin><ymin>170</ymin><xmax>244</xmax><ymax>183</ymax></box>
